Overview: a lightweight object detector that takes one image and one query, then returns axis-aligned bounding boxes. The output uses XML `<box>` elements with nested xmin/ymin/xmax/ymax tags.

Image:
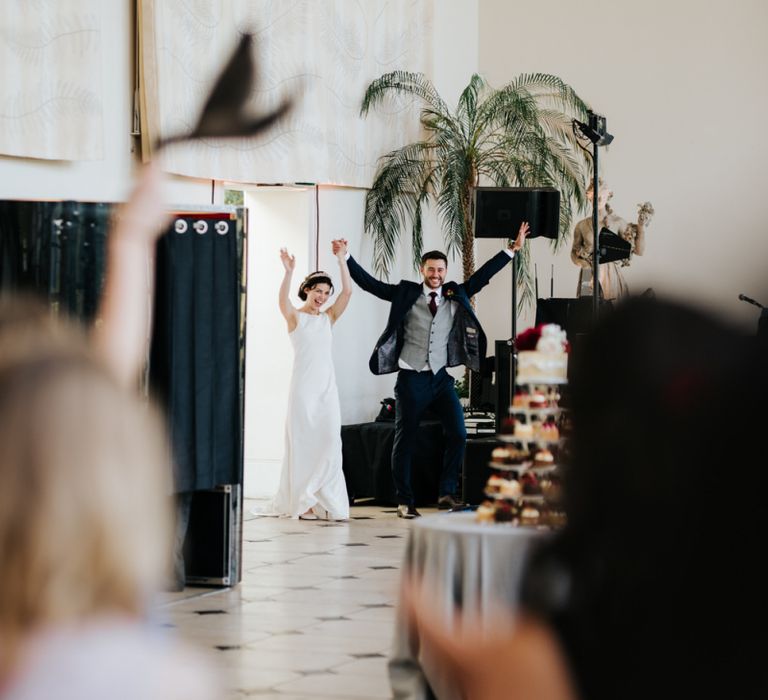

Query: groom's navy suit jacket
<box><xmin>347</xmin><ymin>251</ymin><xmax>512</xmax><ymax>375</ymax></box>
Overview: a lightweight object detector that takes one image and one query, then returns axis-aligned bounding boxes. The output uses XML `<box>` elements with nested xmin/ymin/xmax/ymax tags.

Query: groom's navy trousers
<box><xmin>393</xmin><ymin>367</ymin><xmax>466</xmax><ymax>505</ymax></box>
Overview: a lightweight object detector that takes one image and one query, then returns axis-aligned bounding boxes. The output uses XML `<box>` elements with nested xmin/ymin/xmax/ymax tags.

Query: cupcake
<box><xmin>493</xmin><ymin>502</ymin><xmax>519</xmax><ymax>523</ymax></box>
<box><xmin>514</xmin><ymin>422</ymin><xmax>534</xmax><ymax>439</ymax></box>
<box><xmin>499</xmin><ymin>478</ymin><xmax>521</xmax><ymax>500</ymax></box>
<box><xmin>539</xmin><ymin>420</ymin><xmax>560</xmax><ymax>441</ymax></box>
<box><xmin>503</xmin><ymin>446</ymin><xmax>531</xmax><ymax>466</ymax></box>
<box><xmin>512</xmin><ymin>391</ymin><xmax>528</xmax><ymax>408</ymax></box>
<box><xmin>520</xmin><ymin>472</ymin><xmax>541</xmax><ymax>495</ymax></box>
<box><xmin>500</xmin><ymin>415</ymin><xmax>516</xmax><ymax>436</ymax></box>
<box><xmin>475</xmin><ymin>502</ymin><xmax>496</xmax><ymax>523</ymax></box>
<box><xmin>491</xmin><ymin>447</ymin><xmax>511</xmax><ymax>464</ymax></box>
<box><xmin>485</xmin><ymin>474</ymin><xmax>506</xmax><ymax>494</ymax></box>
<box><xmin>533</xmin><ymin>448</ymin><xmax>555</xmax><ymax>468</ymax></box>
<box><xmin>520</xmin><ymin>504</ymin><xmax>540</xmax><ymax>526</ymax></box>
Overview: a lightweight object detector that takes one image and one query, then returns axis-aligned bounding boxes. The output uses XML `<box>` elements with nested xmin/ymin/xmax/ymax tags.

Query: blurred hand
<box><xmin>402</xmin><ymin>577</ymin><xmax>577</xmax><ymax>700</ymax></box>
<box><xmin>113</xmin><ymin>161</ymin><xmax>171</xmax><ymax>243</ymax></box>
<box><xmin>279</xmin><ymin>247</ymin><xmax>296</xmax><ymax>272</ymax></box>
<box><xmin>509</xmin><ymin>221</ymin><xmax>530</xmax><ymax>252</ymax></box>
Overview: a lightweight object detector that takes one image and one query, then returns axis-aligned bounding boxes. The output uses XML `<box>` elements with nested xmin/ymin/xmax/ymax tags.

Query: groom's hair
<box><xmin>298</xmin><ymin>271</ymin><xmax>334</xmax><ymax>301</ymax></box>
<box><xmin>420</xmin><ymin>250</ymin><xmax>448</xmax><ymax>266</ymax></box>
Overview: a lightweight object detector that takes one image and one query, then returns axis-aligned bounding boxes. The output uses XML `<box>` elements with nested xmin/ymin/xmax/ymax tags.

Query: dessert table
<box><xmin>389</xmin><ymin>512</ymin><xmax>548</xmax><ymax>699</ymax></box>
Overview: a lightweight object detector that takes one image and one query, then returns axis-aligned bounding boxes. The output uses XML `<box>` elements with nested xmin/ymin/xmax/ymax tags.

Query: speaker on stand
<box><xmin>494</xmin><ymin>339</ymin><xmax>516</xmax><ymax>433</ymax></box>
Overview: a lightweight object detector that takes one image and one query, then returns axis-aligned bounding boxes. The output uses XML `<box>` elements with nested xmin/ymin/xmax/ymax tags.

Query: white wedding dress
<box><xmin>256</xmin><ymin>312</ymin><xmax>349</xmax><ymax>520</ymax></box>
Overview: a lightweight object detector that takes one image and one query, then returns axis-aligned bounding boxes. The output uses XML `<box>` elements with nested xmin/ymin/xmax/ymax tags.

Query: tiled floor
<box><xmin>158</xmin><ymin>501</ymin><xmax>430</xmax><ymax>699</ymax></box>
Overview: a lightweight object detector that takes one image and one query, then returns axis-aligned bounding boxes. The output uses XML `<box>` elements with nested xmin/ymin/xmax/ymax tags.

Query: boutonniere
<box><xmin>445</xmin><ymin>289</ymin><xmax>455</xmax><ymax>298</ymax></box>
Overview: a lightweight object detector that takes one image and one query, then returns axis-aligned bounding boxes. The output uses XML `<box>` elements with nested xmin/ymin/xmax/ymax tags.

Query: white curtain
<box><xmin>0</xmin><ymin>0</ymin><xmax>104</xmax><ymax>161</ymax></box>
<box><xmin>139</xmin><ymin>0</ymin><xmax>434</xmax><ymax>187</ymax></box>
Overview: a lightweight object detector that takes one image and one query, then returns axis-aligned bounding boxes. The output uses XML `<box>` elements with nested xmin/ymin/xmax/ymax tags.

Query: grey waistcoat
<box><xmin>399</xmin><ymin>294</ymin><xmax>453</xmax><ymax>372</ymax></box>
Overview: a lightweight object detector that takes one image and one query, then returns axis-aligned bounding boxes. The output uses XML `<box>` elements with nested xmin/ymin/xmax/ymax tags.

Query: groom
<box><xmin>334</xmin><ymin>223</ymin><xmax>529</xmax><ymax>518</ymax></box>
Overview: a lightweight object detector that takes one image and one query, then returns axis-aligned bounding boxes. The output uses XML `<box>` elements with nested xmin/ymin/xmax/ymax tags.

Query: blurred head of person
<box><xmin>0</xmin><ymin>297</ymin><xmax>172</xmax><ymax>676</ymax></box>
<box><xmin>523</xmin><ymin>296</ymin><xmax>767</xmax><ymax>700</ymax></box>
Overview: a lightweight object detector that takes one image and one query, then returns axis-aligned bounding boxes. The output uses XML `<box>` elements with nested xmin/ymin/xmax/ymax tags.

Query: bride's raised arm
<box><xmin>278</xmin><ymin>247</ymin><xmax>299</xmax><ymax>332</ymax></box>
<box><xmin>328</xmin><ymin>238</ymin><xmax>352</xmax><ymax>324</ymax></box>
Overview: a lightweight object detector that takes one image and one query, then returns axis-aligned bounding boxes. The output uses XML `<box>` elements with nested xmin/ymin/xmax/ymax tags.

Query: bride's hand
<box><xmin>332</xmin><ymin>238</ymin><xmax>348</xmax><ymax>259</ymax></box>
<box><xmin>280</xmin><ymin>247</ymin><xmax>296</xmax><ymax>272</ymax></box>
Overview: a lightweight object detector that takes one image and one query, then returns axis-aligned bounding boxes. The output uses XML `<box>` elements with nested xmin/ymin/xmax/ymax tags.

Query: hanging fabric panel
<box><xmin>138</xmin><ymin>0</ymin><xmax>434</xmax><ymax>186</ymax></box>
<box><xmin>150</xmin><ymin>211</ymin><xmax>243</xmax><ymax>492</ymax></box>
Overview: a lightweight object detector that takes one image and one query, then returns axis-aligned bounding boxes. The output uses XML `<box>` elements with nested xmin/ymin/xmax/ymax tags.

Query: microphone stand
<box><xmin>739</xmin><ymin>294</ymin><xmax>768</xmax><ymax>338</ymax></box>
<box><xmin>573</xmin><ymin>111</ymin><xmax>613</xmax><ymax>321</ymax></box>
<box><xmin>739</xmin><ymin>293</ymin><xmax>765</xmax><ymax>309</ymax></box>
<box><xmin>510</xmin><ymin>258</ymin><xmax>518</xmax><ymax>415</ymax></box>
<box><xmin>591</xmin><ymin>141</ymin><xmax>600</xmax><ymax>319</ymax></box>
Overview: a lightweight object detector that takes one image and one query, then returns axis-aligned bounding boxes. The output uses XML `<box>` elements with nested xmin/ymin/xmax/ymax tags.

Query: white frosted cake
<box><xmin>516</xmin><ymin>324</ymin><xmax>568</xmax><ymax>384</ymax></box>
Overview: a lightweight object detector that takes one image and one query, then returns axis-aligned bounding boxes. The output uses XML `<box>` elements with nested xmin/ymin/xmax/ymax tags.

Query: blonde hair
<box><xmin>0</xmin><ymin>301</ymin><xmax>172</xmax><ymax>675</ymax></box>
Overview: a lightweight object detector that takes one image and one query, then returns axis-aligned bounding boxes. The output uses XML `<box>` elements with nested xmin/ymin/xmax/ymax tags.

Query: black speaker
<box><xmin>462</xmin><ymin>438</ymin><xmax>501</xmax><ymax>505</ymax></box>
<box><xmin>474</xmin><ymin>187</ymin><xmax>560</xmax><ymax>240</ymax></box>
<box><xmin>494</xmin><ymin>340</ymin><xmax>515</xmax><ymax>432</ymax></box>
<box><xmin>183</xmin><ymin>485</ymin><xmax>241</xmax><ymax>586</ymax></box>
<box><xmin>535</xmin><ymin>297</ymin><xmax>613</xmax><ymax>339</ymax></box>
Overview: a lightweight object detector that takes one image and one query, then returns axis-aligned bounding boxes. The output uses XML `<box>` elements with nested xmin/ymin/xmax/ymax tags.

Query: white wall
<box><xmin>314</xmin><ymin>187</ymin><xmax>398</xmax><ymax>425</ymax></box>
<box><xmin>242</xmin><ymin>187</ymin><xmax>314</xmax><ymax>497</ymax></box>
<box><xmin>477</xmin><ymin>0</ymin><xmax>768</xmax><ymax>342</ymax></box>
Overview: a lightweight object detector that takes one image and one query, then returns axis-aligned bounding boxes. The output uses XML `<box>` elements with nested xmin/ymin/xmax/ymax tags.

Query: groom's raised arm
<box><xmin>346</xmin><ymin>255</ymin><xmax>398</xmax><ymax>302</ymax></box>
<box><xmin>462</xmin><ymin>221</ymin><xmax>530</xmax><ymax>298</ymax></box>
<box><xmin>462</xmin><ymin>251</ymin><xmax>513</xmax><ymax>298</ymax></box>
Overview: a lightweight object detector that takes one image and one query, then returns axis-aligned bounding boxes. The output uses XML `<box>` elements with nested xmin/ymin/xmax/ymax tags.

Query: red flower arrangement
<box><xmin>515</xmin><ymin>325</ymin><xmax>545</xmax><ymax>351</ymax></box>
<box><xmin>515</xmin><ymin>324</ymin><xmax>571</xmax><ymax>353</ymax></box>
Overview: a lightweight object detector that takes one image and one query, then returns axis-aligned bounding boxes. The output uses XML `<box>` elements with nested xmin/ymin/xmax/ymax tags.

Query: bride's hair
<box><xmin>298</xmin><ymin>271</ymin><xmax>334</xmax><ymax>300</ymax></box>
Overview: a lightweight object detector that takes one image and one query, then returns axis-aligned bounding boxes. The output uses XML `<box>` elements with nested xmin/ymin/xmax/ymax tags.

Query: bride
<box><xmin>256</xmin><ymin>243</ymin><xmax>352</xmax><ymax>521</ymax></box>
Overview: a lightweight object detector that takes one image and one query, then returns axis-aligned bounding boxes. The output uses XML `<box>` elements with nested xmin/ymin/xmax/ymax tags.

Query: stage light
<box><xmin>574</xmin><ymin>111</ymin><xmax>613</xmax><ymax>146</ymax></box>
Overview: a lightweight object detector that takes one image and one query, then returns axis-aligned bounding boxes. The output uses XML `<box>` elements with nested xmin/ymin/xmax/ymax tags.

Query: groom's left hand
<box><xmin>509</xmin><ymin>221</ymin><xmax>530</xmax><ymax>252</ymax></box>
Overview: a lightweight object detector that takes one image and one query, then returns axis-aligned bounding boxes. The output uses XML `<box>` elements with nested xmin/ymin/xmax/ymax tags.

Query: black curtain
<box><xmin>0</xmin><ymin>201</ymin><xmax>246</xmax><ymax>493</ymax></box>
<box><xmin>0</xmin><ymin>200</ymin><xmax>111</xmax><ymax>319</ymax></box>
<box><xmin>150</xmin><ymin>213</ymin><xmax>243</xmax><ymax>492</ymax></box>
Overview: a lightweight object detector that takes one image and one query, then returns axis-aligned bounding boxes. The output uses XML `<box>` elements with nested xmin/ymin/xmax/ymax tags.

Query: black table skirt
<box><xmin>341</xmin><ymin>421</ymin><xmax>445</xmax><ymax>506</ymax></box>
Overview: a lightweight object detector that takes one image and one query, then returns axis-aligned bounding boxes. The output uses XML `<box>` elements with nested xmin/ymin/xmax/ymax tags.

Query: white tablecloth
<box><xmin>389</xmin><ymin>512</ymin><xmax>547</xmax><ymax>699</ymax></box>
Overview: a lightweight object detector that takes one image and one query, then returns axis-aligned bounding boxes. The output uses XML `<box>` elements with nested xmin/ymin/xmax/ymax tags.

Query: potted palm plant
<box><xmin>360</xmin><ymin>71</ymin><xmax>591</xmax><ymax>311</ymax></box>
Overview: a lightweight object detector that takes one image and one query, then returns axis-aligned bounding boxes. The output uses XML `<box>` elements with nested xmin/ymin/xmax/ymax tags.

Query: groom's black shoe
<box><xmin>437</xmin><ymin>494</ymin><xmax>466</xmax><ymax>510</ymax></box>
<box><xmin>397</xmin><ymin>504</ymin><xmax>421</xmax><ymax>519</ymax></box>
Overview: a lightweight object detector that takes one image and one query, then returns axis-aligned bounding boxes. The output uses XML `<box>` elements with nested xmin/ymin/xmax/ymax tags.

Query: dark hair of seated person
<box><xmin>520</xmin><ymin>297</ymin><xmax>768</xmax><ymax>700</ymax></box>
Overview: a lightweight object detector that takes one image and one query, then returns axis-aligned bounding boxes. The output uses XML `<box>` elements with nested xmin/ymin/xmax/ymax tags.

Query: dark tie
<box><xmin>428</xmin><ymin>291</ymin><xmax>438</xmax><ymax>317</ymax></box>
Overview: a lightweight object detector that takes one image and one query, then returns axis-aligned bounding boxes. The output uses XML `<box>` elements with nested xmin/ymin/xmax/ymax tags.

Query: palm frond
<box><xmin>410</xmin><ymin>189</ymin><xmax>429</xmax><ymax>271</ymax></box>
<box><xmin>360</xmin><ymin>71</ymin><xmax>449</xmax><ymax>117</ymax></box>
<box><xmin>420</xmin><ymin>107</ymin><xmax>465</xmax><ymax>145</ymax></box>
<box><xmin>515</xmin><ymin>244</ymin><xmax>536</xmax><ymax>314</ymax></box>
<box><xmin>456</xmin><ymin>74</ymin><xmax>487</xmax><ymax>140</ymax></box>
<box><xmin>505</xmin><ymin>73</ymin><xmax>589</xmax><ymax>117</ymax></box>
<box><xmin>363</xmin><ymin>141</ymin><xmax>437</xmax><ymax>276</ymax></box>
<box><xmin>436</xmin><ymin>156</ymin><xmax>473</xmax><ymax>261</ymax></box>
